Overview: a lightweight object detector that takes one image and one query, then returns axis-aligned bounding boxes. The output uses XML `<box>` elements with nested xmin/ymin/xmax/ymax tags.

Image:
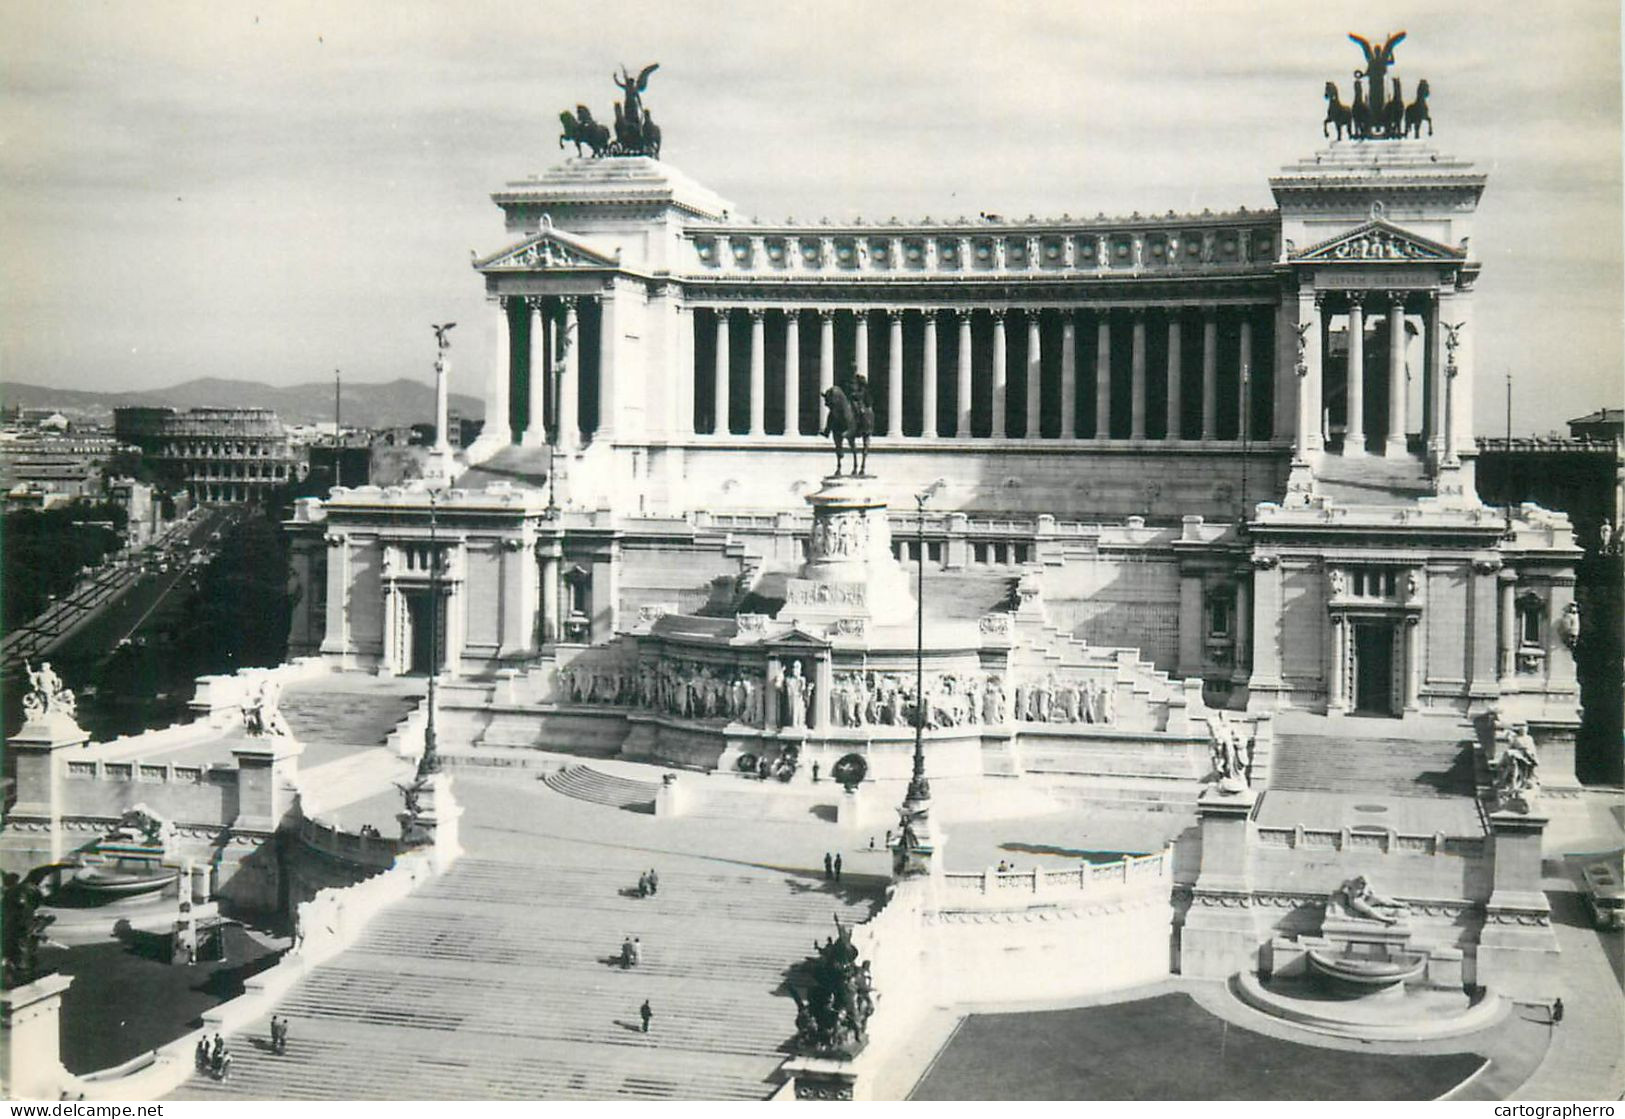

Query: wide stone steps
<box><xmin>542</xmin><ymin>764</ymin><xmax>660</xmax><ymax>810</ymax></box>
<box><xmin>175</xmin><ymin>1025</ymin><xmax>773</xmax><ymax>1101</ymax></box>
<box><xmin>279</xmin><ymin>689</ymin><xmax>420</xmax><ymax>748</ymax></box>
<box><xmin>1269</xmin><ymin>732</ymin><xmax>1474</xmax><ymax>798</ymax></box>
<box><xmin>171</xmin><ymin>843</ymin><xmax>881</xmax><ymax>1101</ymax></box>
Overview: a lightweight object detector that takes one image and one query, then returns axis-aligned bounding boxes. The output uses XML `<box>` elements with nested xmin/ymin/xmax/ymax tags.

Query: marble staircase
<box><xmin>172</xmin><ymin>845</ymin><xmax>881</xmax><ymax>1101</ymax></box>
<box><xmin>543</xmin><ymin>764</ymin><xmax>661</xmax><ymax>811</ymax></box>
<box><xmin>1269</xmin><ymin>731</ymin><xmax>1476</xmax><ymax>799</ymax></box>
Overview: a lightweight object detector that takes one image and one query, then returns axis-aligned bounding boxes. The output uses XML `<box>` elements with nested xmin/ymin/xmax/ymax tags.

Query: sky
<box><xmin>1</xmin><ymin>0</ymin><xmax>1620</xmax><ymax>435</ymax></box>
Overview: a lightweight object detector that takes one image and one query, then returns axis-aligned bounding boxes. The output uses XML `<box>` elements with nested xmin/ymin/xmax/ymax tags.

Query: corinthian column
<box><xmin>1345</xmin><ymin>294</ymin><xmax>1366</xmax><ymax>454</ymax></box>
<box><xmin>713</xmin><ymin>309</ymin><xmax>731</xmax><ymax>436</ymax></box>
<box><xmin>1060</xmin><ymin>314</ymin><xmax>1077</xmax><ymax>440</ymax></box>
<box><xmin>886</xmin><ymin>309</ymin><xmax>903</xmax><ymax>437</ymax></box>
<box><xmin>1130</xmin><ymin>313</ymin><xmax>1147</xmax><ymax>440</ymax></box>
<box><xmin>955</xmin><ymin>310</ymin><xmax>972</xmax><ymax>438</ymax></box>
<box><xmin>991</xmin><ymin>310</ymin><xmax>1008</xmax><ymax>438</ymax></box>
<box><xmin>922</xmin><ymin>311</ymin><xmax>939</xmax><ymax>437</ymax></box>
<box><xmin>484</xmin><ymin>297</ymin><xmax>513</xmax><ymax>447</ymax></box>
<box><xmin>1095</xmin><ymin>314</ymin><xmax>1111</xmax><ymax>440</ymax></box>
<box><xmin>783</xmin><ymin>309</ymin><xmax>801</xmax><ymax>435</ymax></box>
<box><xmin>1201</xmin><ymin>311</ymin><xmax>1217</xmax><ymax>441</ymax></box>
<box><xmin>556</xmin><ymin>297</ymin><xmax>580</xmax><ymax>452</ymax></box>
<box><xmin>1386</xmin><ymin>293</ymin><xmax>1407</xmax><ymax>456</ymax></box>
<box><xmin>748</xmin><ymin>308</ymin><xmax>766</xmax><ymax>436</ymax></box>
<box><xmin>1166</xmin><ymin>315</ymin><xmax>1183</xmax><ymax>441</ymax></box>
<box><xmin>521</xmin><ymin>297</ymin><xmax>548</xmax><ymax>447</ymax></box>
<box><xmin>1238</xmin><ymin>316</ymin><xmax>1253</xmax><ymax>444</ymax></box>
<box><xmin>1026</xmin><ymin>310</ymin><xmax>1043</xmax><ymax>438</ymax></box>
<box><xmin>818</xmin><ymin>309</ymin><xmax>835</xmax><ymax>430</ymax></box>
<box><xmin>854</xmin><ymin>310</ymin><xmax>870</xmax><ymax>386</ymax></box>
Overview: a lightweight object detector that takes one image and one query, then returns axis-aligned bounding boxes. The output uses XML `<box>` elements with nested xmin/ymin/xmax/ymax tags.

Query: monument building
<box><xmin>285</xmin><ymin>40</ymin><xmax>1580</xmax><ymax>783</ymax></box>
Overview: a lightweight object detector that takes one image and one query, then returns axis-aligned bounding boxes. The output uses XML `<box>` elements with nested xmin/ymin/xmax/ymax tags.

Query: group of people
<box><xmin>357</xmin><ymin>824</ymin><xmax>383</xmax><ymax>839</ymax></box>
<box><xmin>635</xmin><ymin>868</ymin><xmax>659</xmax><ymax>898</ymax></box>
<box><xmin>269</xmin><ymin>1015</ymin><xmax>290</xmax><ymax>1055</ymax></box>
<box><xmin>619</xmin><ymin>935</ymin><xmax>643</xmax><ymax>969</ymax></box>
<box><xmin>194</xmin><ymin>1033</ymin><xmax>231</xmax><ymax>1080</ymax></box>
<box><xmin>823</xmin><ymin>852</ymin><xmax>844</xmax><ymax>882</ymax></box>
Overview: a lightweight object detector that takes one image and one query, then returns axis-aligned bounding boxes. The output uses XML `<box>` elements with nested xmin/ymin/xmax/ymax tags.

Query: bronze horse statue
<box><xmin>1324</xmin><ymin>81</ymin><xmax>1353</xmax><ymax>140</ymax></box>
<box><xmin>821</xmin><ymin>382</ymin><xmax>873</xmax><ymax>477</ymax></box>
<box><xmin>559</xmin><ymin>105</ymin><xmax>610</xmax><ymax>158</ymax></box>
<box><xmin>1405</xmin><ymin>79</ymin><xmax>1432</xmax><ymax>138</ymax></box>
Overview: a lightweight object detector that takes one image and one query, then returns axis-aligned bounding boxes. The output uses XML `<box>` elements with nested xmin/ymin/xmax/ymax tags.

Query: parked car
<box><xmin>1578</xmin><ymin>858</ymin><xmax>1624</xmax><ymax>931</ymax></box>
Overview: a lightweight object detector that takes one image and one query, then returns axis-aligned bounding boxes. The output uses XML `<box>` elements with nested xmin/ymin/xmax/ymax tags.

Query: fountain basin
<box><xmin>1307</xmin><ymin>946</ymin><xmax>1427</xmax><ymax>991</ymax></box>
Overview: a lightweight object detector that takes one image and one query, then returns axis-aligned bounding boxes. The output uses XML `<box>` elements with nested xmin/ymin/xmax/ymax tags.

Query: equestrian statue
<box><xmin>821</xmin><ymin>376</ymin><xmax>874</xmax><ymax>478</ymax></box>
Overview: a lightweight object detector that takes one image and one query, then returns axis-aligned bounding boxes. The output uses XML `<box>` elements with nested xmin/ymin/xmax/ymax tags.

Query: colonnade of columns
<box><xmin>695</xmin><ymin>305</ymin><xmax>1275</xmax><ymax>442</ymax></box>
<box><xmin>1290</xmin><ymin>287</ymin><xmax>1467</xmax><ymax>464</ymax></box>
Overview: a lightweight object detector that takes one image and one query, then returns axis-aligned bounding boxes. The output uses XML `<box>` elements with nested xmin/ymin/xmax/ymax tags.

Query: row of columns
<box><xmin>705</xmin><ymin>306</ymin><xmax>1265</xmax><ymax>441</ymax></box>
<box><xmin>485</xmin><ymin>295</ymin><xmax>587</xmax><ymax>453</ymax></box>
<box><xmin>1291</xmin><ymin>287</ymin><xmax>1469</xmax><ymax>464</ymax></box>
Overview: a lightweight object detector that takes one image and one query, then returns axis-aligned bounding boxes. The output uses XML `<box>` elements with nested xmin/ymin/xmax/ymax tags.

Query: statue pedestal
<box><xmin>781</xmin><ymin>1055</ymin><xmax>861</xmax><ymax>1101</ymax></box>
<box><xmin>1180</xmin><ymin>788</ymin><xmax>1259</xmax><ymax>979</ymax></box>
<box><xmin>1477</xmin><ymin>807</ymin><xmax>1559</xmax><ymax>1000</ymax></box>
<box><xmin>1</xmin><ymin>973</ymin><xmax>72</xmax><ymax>1100</ymax></box>
<box><xmin>8</xmin><ymin>713</ymin><xmax>90</xmax><ymax>862</ymax></box>
<box><xmin>230</xmin><ymin>734</ymin><xmax>304</xmax><ymax>835</ymax></box>
<box><xmin>397</xmin><ymin>772</ymin><xmax>463</xmax><ymax>873</ymax></box>
<box><xmin>784</xmin><ymin>476</ymin><xmax>914</xmax><ymax>631</ymax></box>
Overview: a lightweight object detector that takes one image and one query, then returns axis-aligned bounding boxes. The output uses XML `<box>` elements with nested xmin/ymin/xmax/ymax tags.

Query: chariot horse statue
<box><xmin>821</xmin><ymin>379</ymin><xmax>873</xmax><ymax>477</ymax></box>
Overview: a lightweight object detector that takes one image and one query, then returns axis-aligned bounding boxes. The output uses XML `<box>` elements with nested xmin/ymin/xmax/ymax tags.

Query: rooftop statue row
<box><xmin>1323</xmin><ymin>32</ymin><xmax>1433</xmax><ymax>141</ymax></box>
<box><xmin>559</xmin><ymin>63</ymin><xmax>662</xmax><ymax>159</ymax></box>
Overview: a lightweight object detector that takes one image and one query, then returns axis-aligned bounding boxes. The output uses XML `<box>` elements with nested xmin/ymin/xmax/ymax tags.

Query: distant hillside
<box><xmin>1</xmin><ymin>377</ymin><xmax>484</xmax><ymax>429</ymax></box>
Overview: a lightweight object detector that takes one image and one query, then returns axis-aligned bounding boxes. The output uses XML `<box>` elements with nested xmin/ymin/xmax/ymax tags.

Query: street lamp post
<box><xmin>419</xmin><ymin>487</ymin><xmax>442</xmax><ymax>779</ymax></box>
<box><xmin>909</xmin><ymin>489</ymin><xmax>929</xmax><ymax>806</ymax></box>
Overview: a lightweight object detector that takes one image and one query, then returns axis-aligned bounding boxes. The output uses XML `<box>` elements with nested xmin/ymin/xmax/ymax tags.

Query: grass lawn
<box><xmin>909</xmin><ymin>993</ymin><xmax>1484</xmax><ymax>1100</ymax></box>
<box><xmin>40</xmin><ymin>925</ymin><xmax>286</xmax><ymax>1075</ymax></box>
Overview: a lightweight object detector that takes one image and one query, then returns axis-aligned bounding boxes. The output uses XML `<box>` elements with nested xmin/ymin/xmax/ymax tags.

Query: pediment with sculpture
<box><xmin>1291</xmin><ymin>219</ymin><xmax>1464</xmax><ymax>264</ymax></box>
<box><xmin>474</xmin><ymin>218</ymin><xmax>620</xmax><ymax>273</ymax></box>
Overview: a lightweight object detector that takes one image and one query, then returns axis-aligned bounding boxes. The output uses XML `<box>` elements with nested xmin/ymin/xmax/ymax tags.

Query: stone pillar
<box><xmin>1295</xmin><ymin>291</ymin><xmax>1324</xmax><ymax>456</ymax></box>
<box><xmin>522</xmin><ymin>298</ymin><xmax>548</xmax><ymax>447</ymax></box>
<box><xmin>1234</xmin><ymin>574</ymin><xmax>1252</xmax><ymax>675</ymax></box>
<box><xmin>1026</xmin><ymin>310</ymin><xmax>1043</xmax><ymax>438</ymax></box>
<box><xmin>1479</xmin><ymin>809</ymin><xmax>1560</xmax><ymax>1000</ymax></box>
<box><xmin>2</xmin><ymin>974</ymin><xmax>74</xmax><ymax>1101</ymax></box>
<box><xmin>955</xmin><ymin>310</ymin><xmax>972</xmax><ymax>438</ymax></box>
<box><xmin>1060</xmin><ymin>314</ymin><xmax>1077</xmax><ymax>440</ymax></box>
<box><xmin>8</xmin><ymin>713</ymin><xmax>90</xmax><ymax>862</ymax></box>
<box><xmin>1130</xmin><ymin>313</ymin><xmax>1147</xmax><ymax>440</ymax></box>
<box><xmin>991</xmin><ymin>310</ymin><xmax>1008</xmax><ymax>438</ymax></box>
<box><xmin>922</xmin><ymin>310</ymin><xmax>939</xmax><ymax>437</ymax></box>
<box><xmin>1345</xmin><ymin>294</ymin><xmax>1366</xmax><ymax>453</ymax></box>
<box><xmin>319</xmin><ymin>533</ymin><xmax>352</xmax><ymax>663</ymax></box>
<box><xmin>783</xmin><ymin>309</ymin><xmax>801</xmax><ymax>435</ymax></box>
<box><xmin>596</xmin><ymin>289</ymin><xmax>618</xmax><ymax>440</ymax></box>
<box><xmin>1328</xmin><ymin>615</ymin><xmax>1347</xmax><ymax>712</ymax></box>
<box><xmin>1166</xmin><ymin>315</ymin><xmax>1182</xmax><ymax>441</ymax></box>
<box><xmin>1498</xmin><ymin>568</ymin><xmax>1518</xmax><ymax>680</ymax></box>
<box><xmin>1427</xmin><ymin>295</ymin><xmax>1448</xmax><ymax>463</ymax></box>
<box><xmin>713</xmin><ymin>309</ymin><xmax>731</xmax><ymax>436</ymax></box>
<box><xmin>1094</xmin><ymin>314</ymin><xmax>1111</xmax><ymax>440</ymax></box>
<box><xmin>1238</xmin><ymin>316</ymin><xmax>1253</xmax><ymax>444</ymax></box>
<box><xmin>748</xmin><ymin>308</ymin><xmax>766</xmax><ymax>436</ymax></box>
<box><xmin>1403</xmin><ymin>615</ymin><xmax>1421</xmax><ymax>710</ymax></box>
<box><xmin>1201</xmin><ymin>311</ymin><xmax>1218</xmax><ymax>441</ymax></box>
<box><xmin>887</xmin><ymin>309</ymin><xmax>903</xmax><ymax>437</ymax></box>
<box><xmin>557</xmin><ymin>297</ymin><xmax>581</xmax><ymax>452</ymax></box>
<box><xmin>1386</xmin><ymin>294</ymin><xmax>1407</xmax><ymax>455</ymax></box>
<box><xmin>1181</xmin><ymin>789</ymin><xmax>1260</xmax><ymax>978</ymax></box>
<box><xmin>484</xmin><ymin>297</ymin><xmax>512</xmax><ymax>447</ymax></box>
<box><xmin>676</xmin><ymin>302</ymin><xmax>696</xmax><ymax>435</ymax></box>
<box><xmin>854</xmin><ymin>310</ymin><xmax>870</xmax><ymax>386</ymax></box>
<box><xmin>539</xmin><ymin>545</ymin><xmax>560</xmax><ymax>645</ymax></box>
<box><xmin>380</xmin><ymin>581</ymin><xmax>399</xmax><ymax>676</ymax></box>
<box><xmin>818</xmin><ymin>309</ymin><xmax>836</xmax><ymax>431</ymax></box>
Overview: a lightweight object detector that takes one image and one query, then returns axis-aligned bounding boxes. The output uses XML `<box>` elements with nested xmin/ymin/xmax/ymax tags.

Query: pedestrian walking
<box><xmin>1552</xmin><ymin>997</ymin><xmax>1564</xmax><ymax>1024</ymax></box>
<box><xmin>640</xmin><ymin>999</ymin><xmax>653</xmax><ymax>1033</ymax></box>
<box><xmin>823</xmin><ymin>852</ymin><xmax>833</xmax><ymax>880</ymax></box>
<box><xmin>621</xmin><ymin>935</ymin><xmax>635</xmax><ymax>969</ymax></box>
<box><xmin>833</xmin><ymin>853</ymin><xmax>842</xmax><ymax>882</ymax></box>
<box><xmin>648</xmin><ymin>868</ymin><xmax>659</xmax><ymax>895</ymax></box>
<box><xmin>631</xmin><ymin>936</ymin><xmax>642</xmax><ymax>966</ymax></box>
<box><xmin>195</xmin><ymin>1036</ymin><xmax>208</xmax><ymax>1070</ymax></box>
<box><xmin>637</xmin><ymin>872</ymin><xmax>649</xmax><ymax>898</ymax></box>
<box><xmin>812</xmin><ymin>761</ymin><xmax>820</xmax><ymax>782</ymax></box>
